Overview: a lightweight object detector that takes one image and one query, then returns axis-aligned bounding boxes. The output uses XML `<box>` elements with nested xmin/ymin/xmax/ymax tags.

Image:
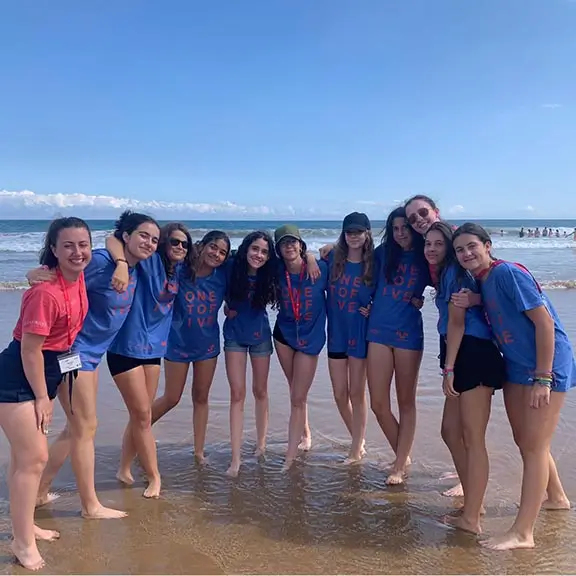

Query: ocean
<box><xmin>1</xmin><ymin>218</ymin><xmax>575</xmax><ymax>290</ymax></box>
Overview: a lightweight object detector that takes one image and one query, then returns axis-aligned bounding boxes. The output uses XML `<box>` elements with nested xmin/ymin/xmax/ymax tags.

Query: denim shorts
<box><xmin>224</xmin><ymin>338</ymin><xmax>273</xmax><ymax>357</ymax></box>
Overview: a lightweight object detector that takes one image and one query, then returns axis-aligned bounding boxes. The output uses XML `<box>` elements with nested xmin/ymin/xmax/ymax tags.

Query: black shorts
<box><xmin>273</xmin><ymin>322</ymin><xmax>297</xmax><ymax>352</ymax></box>
<box><xmin>439</xmin><ymin>335</ymin><xmax>505</xmax><ymax>394</ymax></box>
<box><xmin>0</xmin><ymin>339</ymin><xmax>65</xmax><ymax>403</ymax></box>
<box><xmin>106</xmin><ymin>352</ymin><xmax>162</xmax><ymax>378</ymax></box>
<box><xmin>328</xmin><ymin>351</ymin><xmax>348</xmax><ymax>360</ymax></box>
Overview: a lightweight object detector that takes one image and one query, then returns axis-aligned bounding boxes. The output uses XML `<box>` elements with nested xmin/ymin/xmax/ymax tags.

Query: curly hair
<box><xmin>330</xmin><ymin>230</ymin><xmax>374</xmax><ymax>286</ymax></box>
<box><xmin>228</xmin><ymin>231</ymin><xmax>279</xmax><ymax>310</ymax></box>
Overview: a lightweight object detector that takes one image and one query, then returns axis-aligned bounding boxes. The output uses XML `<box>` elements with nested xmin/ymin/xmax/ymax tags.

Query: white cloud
<box><xmin>541</xmin><ymin>103</ymin><xmax>562</xmax><ymax>109</ymax></box>
<box><xmin>523</xmin><ymin>205</ymin><xmax>535</xmax><ymax>212</ymax></box>
<box><xmin>448</xmin><ymin>204</ymin><xmax>465</xmax><ymax>215</ymax></box>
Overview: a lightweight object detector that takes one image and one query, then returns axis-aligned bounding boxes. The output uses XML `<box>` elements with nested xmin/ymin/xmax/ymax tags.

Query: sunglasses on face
<box><xmin>169</xmin><ymin>237</ymin><xmax>189</xmax><ymax>250</ymax></box>
<box><xmin>407</xmin><ymin>207</ymin><xmax>430</xmax><ymax>225</ymax></box>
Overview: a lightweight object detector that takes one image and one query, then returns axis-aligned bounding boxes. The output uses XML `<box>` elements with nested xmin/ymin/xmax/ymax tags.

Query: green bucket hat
<box><xmin>274</xmin><ymin>224</ymin><xmax>307</xmax><ymax>254</ymax></box>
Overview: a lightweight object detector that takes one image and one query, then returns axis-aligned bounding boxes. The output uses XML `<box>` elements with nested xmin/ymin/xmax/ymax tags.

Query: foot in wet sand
<box><xmin>444</xmin><ymin>514</ymin><xmax>482</xmax><ymax>535</ymax></box>
<box><xmin>194</xmin><ymin>452</ymin><xmax>207</xmax><ymax>466</ymax></box>
<box><xmin>442</xmin><ymin>483</ymin><xmax>464</xmax><ymax>498</ymax></box>
<box><xmin>298</xmin><ymin>437</ymin><xmax>312</xmax><ymax>452</ymax></box>
<box><xmin>281</xmin><ymin>458</ymin><xmax>295</xmax><ymax>472</ymax></box>
<box><xmin>343</xmin><ymin>453</ymin><xmax>363</xmax><ymax>465</ymax></box>
<box><xmin>82</xmin><ymin>505</ymin><xmax>128</xmax><ymax>519</ymax></box>
<box><xmin>226</xmin><ymin>460</ymin><xmax>241</xmax><ymax>478</ymax></box>
<box><xmin>541</xmin><ymin>496</ymin><xmax>571</xmax><ymax>510</ymax></box>
<box><xmin>34</xmin><ymin>525</ymin><xmax>60</xmax><ymax>541</ymax></box>
<box><xmin>11</xmin><ymin>540</ymin><xmax>45</xmax><ymax>571</ymax></box>
<box><xmin>454</xmin><ymin>500</ymin><xmax>486</xmax><ymax>515</ymax></box>
<box><xmin>35</xmin><ymin>491</ymin><xmax>60</xmax><ymax>508</ymax></box>
<box><xmin>143</xmin><ymin>476</ymin><xmax>161</xmax><ymax>498</ymax></box>
<box><xmin>116</xmin><ymin>469</ymin><xmax>135</xmax><ymax>485</ymax></box>
<box><xmin>254</xmin><ymin>446</ymin><xmax>266</xmax><ymax>460</ymax></box>
<box><xmin>480</xmin><ymin>530</ymin><xmax>534</xmax><ymax>551</ymax></box>
<box><xmin>386</xmin><ymin>470</ymin><xmax>405</xmax><ymax>486</ymax></box>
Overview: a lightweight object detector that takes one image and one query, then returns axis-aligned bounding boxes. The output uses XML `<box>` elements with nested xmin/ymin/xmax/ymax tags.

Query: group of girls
<box><xmin>0</xmin><ymin>196</ymin><xmax>575</xmax><ymax>570</ymax></box>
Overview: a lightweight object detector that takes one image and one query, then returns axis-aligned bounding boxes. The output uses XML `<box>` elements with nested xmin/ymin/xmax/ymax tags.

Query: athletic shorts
<box><xmin>439</xmin><ymin>335</ymin><xmax>505</xmax><ymax>394</ymax></box>
<box><xmin>106</xmin><ymin>352</ymin><xmax>162</xmax><ymax>378</ymax></box>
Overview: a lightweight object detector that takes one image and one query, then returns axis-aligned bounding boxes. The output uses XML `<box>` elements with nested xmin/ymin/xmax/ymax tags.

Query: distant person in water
<box><xmin>528</xmin><ymin>229</ymin><xmax>533</xmax><ymax>237</ymax></box>
<box><xmin>534</xmin><ymin>228</ymin><xmax>541</xmax><ymax>238</ymax></box>
<box><xmin>519</xmin><ymin>228</ymin><xmax>525</xmax><ymax>238</ymax></box>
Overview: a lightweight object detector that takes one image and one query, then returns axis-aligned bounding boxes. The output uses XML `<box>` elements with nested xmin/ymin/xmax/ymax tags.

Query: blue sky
<box><xmin>1</xmin><ymin>0</ymin><xmax>575</xmax><ymax>219</ymax></box>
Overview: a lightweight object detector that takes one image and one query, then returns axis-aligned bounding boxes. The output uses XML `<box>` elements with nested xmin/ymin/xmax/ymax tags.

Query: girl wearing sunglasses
<box><xmin>105</xmin><ymin>223</ymin><xmax>193</xmax><ymax>497</ymax></box>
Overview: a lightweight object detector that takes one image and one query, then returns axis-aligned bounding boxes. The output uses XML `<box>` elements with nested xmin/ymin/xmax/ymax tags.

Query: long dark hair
<box><xmin>186</xmin><ymin>230</ymin><xmax>231</xmax><ymax>281</ymax></box>
<box><xmin>40</xmin><ymin>217</ymin><xmax>92</xmax><ymax>269</ymax></box>
<box><xmin>228</xmin><ymin>231</ymin><xmax>278</xmax><ymax>310</ymax></box>
<box><xmin>158</xmin><ymin>222</ymin><xmax>194</xmax><ymax>277</ymax></box>
<box><xmin>452</xmin><ymin>222</ymin><xmax>493</xmax><ymax>249</ymax></box>
<box><xmin>331</xmin><ymin>230</ymin><xmax>374</xmax><ymax>286</ymax></box>
<box><xmin>113</xmin><ymin>210</ymin><xmax>159</xmax><ymax>242</ymax></box>
<box><xmin>425</xmin><ymin>221</ymin><xmax>457</xmax><ymax>286</ymax></box>
<box><xmin>382</xmin><ymin>207</ymin><xmax>423</xmax><ymax>283</ymax></box>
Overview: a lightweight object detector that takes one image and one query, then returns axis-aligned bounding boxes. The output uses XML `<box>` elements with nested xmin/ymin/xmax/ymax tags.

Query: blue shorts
<box><xmin>506</xmin><ymin>360</ymin><xmax>576</xmax><ymax>393</ymax></box>
<box><xmin>224</xmin><ymin>337</ymin><xmax>273</xmax><ymax>357</ymax></box>
<box><xmin>0</xmin><ymin>339</ymin><xmax>65</xmax><ymax>403</ymax></box>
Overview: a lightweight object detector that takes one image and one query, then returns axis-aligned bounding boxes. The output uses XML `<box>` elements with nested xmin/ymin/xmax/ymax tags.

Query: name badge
<box><xmin>58</xmin><ymin>352</ymin><xmax>82</xmax><ymax>374</ymax></box>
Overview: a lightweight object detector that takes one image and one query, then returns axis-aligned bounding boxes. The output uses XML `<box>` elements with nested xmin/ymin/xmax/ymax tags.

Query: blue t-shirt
<box><xmin>276</xmin><ymin>259</ymin><xmax>328</xmax><ymax>355</ymax></box>
<box><xmin>223</xmin><ymin>258</ymin><xmax>272</xmax><ymax>347</ymax></box>
<box><xmin>326</xmin><ymin>253</ymin><xmax>375</xmax><ymax>358</ymax></box>
<box><xmin>367</xmin><ymin>246</ymin><xmax>429</xmax><ymax>351</ymax></box>
<box><xmin>73</xmin><ymin>248</ymin><xmax>138</xmax><ymax>369</ymax></box>
<box><xmin>481</xmin><ymin>261</ymin><xmax>576</xmax><ymax>391</ymax></box>
<box><xmin>109</xmin><ymin>253</ymin><xmax>179</xmax><ymax>359</ymax></box>
<box><xmin>436</xmin><ymin>263</ymin><xmax>492</xmax><ymax>340</ymax></box>
<box><xmin>165</xmin><ymin>264</ymin><xmax>227</xmax><ymax>362</ymax></box>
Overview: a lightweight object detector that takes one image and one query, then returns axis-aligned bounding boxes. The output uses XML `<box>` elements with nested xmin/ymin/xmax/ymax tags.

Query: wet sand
<box><xmin>1</xmin><ymin>289</ymin><xmax>575</xmax><ymax>574</ymax></box>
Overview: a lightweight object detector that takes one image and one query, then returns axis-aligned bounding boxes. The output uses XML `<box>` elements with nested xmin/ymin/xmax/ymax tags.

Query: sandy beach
<box><xmin>1</xmin><ymin>289</ymin><xmax>575</xmax><ymax>574</ymax></box>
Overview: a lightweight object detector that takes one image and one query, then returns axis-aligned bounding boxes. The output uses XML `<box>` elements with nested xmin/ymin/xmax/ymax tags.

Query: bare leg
<box><xmin>284</xmin><ymin>352</ymin><xmax>318</xmax><ymax>470</ymax></box>
<box><xmin>328</xmin><ymin>357</ymin><xmax>353</xmax><ymax>436</ymax></box>
<box><xmin>191</xmin><ymin>357</ymin><xmax>218</xmax><ymax>464</ymax></box>
<box><xmin>250</xmin><ymin>354</ymin><xmax>270</xmax><ymax>457</ymax></box>
<box><xmin>36</xmin><ymin>425</ymin><xmax>70</xmax><ymax>506</ymax></box>
<box><xmin>345</xmin><ymin>357</ymin><xmax>368</xmax><ymax>463</ymax></box>
<box><xmin>386</xmin><ymin>348</ymin><xmax>421</xmax><ymax>484</ymax></box>
<box><xmin>59</xmin><ymin>371</ymin><xmax>127</xmax><ymax>519</ymax></box>
<box><xmin>447</xmin><ymin>386</ymin><xmax>492</xmax><ymax>534</ymax></box>
<box><xmin>440</xmin><ymin>397</ymin><xmax>466</xmax><ymax>497</ymax></box>
<box><xmin>482</xmin><ymin>384</ymin><xmax>565</xmax><ymax>550</ymax></box>
<box><xmin>225</xmin><ymin>351</ymin><xmax>247</xmax><ymax>477</ymax></box>
<box><xmin>113</xmin><ymin>366</ymin><xmax>161</xmax><ymax>498</ymax></box>
<box><xmin>117</xmin><ymin>364</ymin><xmax>160</xmax><ymax>484</ymax></box>
<box><xmin>122</xmin><ymin>360</ymin><xmax>189</xmax><ymax>466</ymax></box>
<box><xmin>0</xmin><ymin>402</ymin><xmax>49</xmax><ymax>571</ymax></box>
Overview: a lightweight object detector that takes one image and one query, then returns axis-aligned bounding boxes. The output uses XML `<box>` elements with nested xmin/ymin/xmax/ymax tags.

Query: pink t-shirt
<box><xmin>13</xmin><ymin>272</ymin><xmax>88</xmax><ymax>351</ymax></box>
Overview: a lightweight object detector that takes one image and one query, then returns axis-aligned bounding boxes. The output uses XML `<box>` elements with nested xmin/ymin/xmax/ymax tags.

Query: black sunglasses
<box><xmin>169</xmin><ymin>237</ymin><xmax>189</xmax><ymax>250</ymax></box>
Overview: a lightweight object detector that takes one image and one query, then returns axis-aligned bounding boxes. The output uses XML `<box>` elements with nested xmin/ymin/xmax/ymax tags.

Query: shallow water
<box><xmin>0</xmin><ymin>290</ymin><xmax>575</xmax><ymax>574</ymax></box>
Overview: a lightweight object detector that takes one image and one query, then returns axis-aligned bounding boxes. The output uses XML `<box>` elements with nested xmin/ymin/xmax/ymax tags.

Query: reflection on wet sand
<box><xmin>0</xmin><ymin>290</ymin><xmax>575</xmax><ymax>574</ymax></box>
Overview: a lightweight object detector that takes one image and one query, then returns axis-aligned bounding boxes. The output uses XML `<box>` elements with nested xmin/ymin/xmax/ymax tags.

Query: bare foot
<box><xmin>343</xmin><ymin>453</ymin><xmax>363</xmax><ymax>465</ymax></box>
<box><xmin>226</xmin><ymin>461</ymin><xmax>241</xmax><ymax>478</ymax></box>
<box><xmin>442</xmin><ymin>483</ymin><xmax>464</xmax><ymax>497</ymax></box>
<box><xmin>281</xmin><ymin>457</ymin><xmax>295</xmax><ymax>472</ymax></box>
<box><xmin>254</xmin><ymin>446</ymin><xmax>266</xmax><ymax>459</ymax></box>
<box><xmin>444</xmin><ymin>514</ymin><xmax>482</xmax><ymax>535</ymax></box>
<box><xmin>11</xmin><ymin>540</ymin><xmax>45</xmax><ymax>571</ymax></box>
<box><xmin>454</xmin><ymin>500</ymin><xmax>486</xmax><ymax>515</ymax></box>
<box><xmin>194</xmin><ymin>452</ymin><xmax>207</xmax><ymax>466</ymax></box>
<box><xmin>116</xmin><ymin>469</ymin><xmax>135</xmax><ymax>485</ymax></box>
<box><xmin>34</xmin><ymin>525</ymin><xmax>60</xmax><ymax>541</ymax></box>
<box><xmin>480</xmin><ymin>530</ymin><xmax>534</xmax><ymax>551</ymax></box>
<box><xmin>82</xmin><ymin>505</ymin><xmax>128</xmax><ymax>519</ymax></box>
<box><xmin>541</xmin><ymin>496</ymin><xmax>571</xmax><ymax>510</ymax></box>
<box><xmin>36</xmin><ymin>491</ymin><xmax>60</xmax><ymax>508</ymax></box>
<box><xmin>143</xmin><ymin>477</ymin><xmax>161</xmax><ymax>499</ymax></box>
<box><xmin>298</xmin><ymin>437</ymin><xmax>312</xmax><ymax>452</ymax></box>
<box><xmin>386</xmin><ymin>470</ymin><xmax>405</xmax><ymax>485</ymax></box>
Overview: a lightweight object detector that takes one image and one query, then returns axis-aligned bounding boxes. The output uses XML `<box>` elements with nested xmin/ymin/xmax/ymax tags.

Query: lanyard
<box><xmin>285</xmin><ymin>263</ymin><xmax>306</xmax><ymax>323</ymax></box>
<box><xmin>57</xmin><ymin>268</ymin><xmax>84</xmax><ymax>351</ymax></box>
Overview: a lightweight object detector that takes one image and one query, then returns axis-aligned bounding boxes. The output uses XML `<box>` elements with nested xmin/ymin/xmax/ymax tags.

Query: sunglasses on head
<box><xmin>407</xmin><ymin>207</ymin><xmax>430</xmax><ymax>225</ymax></box>
<box><xmin>169</xmin><ymin>237</ymin><xmax>189</xmax><ymax>250</ymax></box>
